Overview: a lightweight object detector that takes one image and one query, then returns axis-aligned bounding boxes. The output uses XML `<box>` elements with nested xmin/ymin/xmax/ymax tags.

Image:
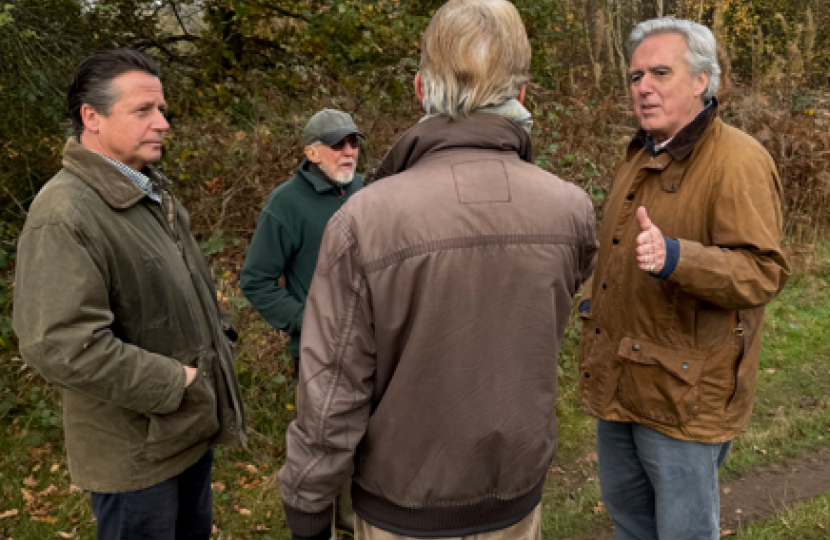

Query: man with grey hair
<box><xmin>241</xmin><ymin>108</ymin><xmax>363</xmax><ymax>538</ymax></box>
<box><xmin>577</xmin><ymin>17</ymin><xmax>789</xmax><ymax>540</ymax></box>
<box><xmin>278</xmin><ymin>1</ymin><xmax>597</xmax><ymax>539</ymax></box>
<box><xmin>241</xmin><ymin>108</ymin><xmax>364</xmax><ymax>378</ymax></box>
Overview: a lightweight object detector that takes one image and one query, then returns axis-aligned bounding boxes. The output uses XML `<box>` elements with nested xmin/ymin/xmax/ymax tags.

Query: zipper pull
<box><xmin>733</xmin><ymin>323</ymin><xmax>745</xmax><ymax>336</ymax></box>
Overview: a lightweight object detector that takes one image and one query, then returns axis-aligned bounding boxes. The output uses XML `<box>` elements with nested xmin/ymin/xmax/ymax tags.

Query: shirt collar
<box><xmin>92</xmin><ymin>152</ymin><xmax>163</xmax><ymax>203</ymax></box>
<box><xmin>633</xmin><ymin>97</ymin><xmax>719</xmax><ymax>161</ymax></box>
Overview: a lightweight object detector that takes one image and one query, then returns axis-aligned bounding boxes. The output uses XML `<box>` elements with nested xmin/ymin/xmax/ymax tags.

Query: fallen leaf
<box><xmin>245</xmin><ymin>464</ymin><xmax>258</xmax><ymax>474</ymax></box>
<box><xmin>23</xmin><ymin>476</ymin><xmax>38</xmax><ymax>487</ymax></box>
<box><xmin>32</xmin><ymin>464</ymin><xmax>41</xmax><ymax>473</ymax></box>
<box><xmin>592</xmin><ymin>501</ymin><xmax>606</xmax><ymax>514</ymax></box>
<box><xmin>253</xmin><ymin>525</ymin><xmax>269</xmax><ymax>531</ymax></box>
<box><xmin>40</xmin><ymin>485</ymin><xmax>58</xmax><ymax>496</ymax></box>
<box><xmin>735</xmin><ymin>509</ymin><xmax>743</xmax><ymax>514</ymax></box>
<box><xmin>50</xmin><ymin>464</ymin><xmax>59</xmax><ymax>473</ymax></box>
<box><xmin>68</xmin><ymin>485</ymin><xmax>82</xmax><ymax>494</ymax></box>
<box><xmin>56</xmin><ymin>530</ymin><xmax>76</xmax><ymax>539</ymax></box>
<box><xmin>0</xmin><ymin>509</ymin><xmax>19</xmax><ymax>519</ymax></box>
<box><xmin>765</xmin><ymin>368</ymin><xmax>776</xmax><ymax>374</ymax></box>
<box><xmin>238</xmin><ymin>508</ymin><xmax>251</xmax><ymax>516</ymax></box>
<box><xmin>285</xmin><ymin>404</ymin><xmax>295</xmax><ymax>411</ymax></box>
<box><xmin>211</xmin><ymin>482</ymin><xmax>226</xmax><ymax>492</ymax></box>
<box><xmin>719</xmin><ymin>529</ymin><xmax>734</xmax><ymax>537</ymax></box>
<box><xmin>722</xmin><ymin>487</ymin><xmax>731</xmax><ymax>495</ymax></box>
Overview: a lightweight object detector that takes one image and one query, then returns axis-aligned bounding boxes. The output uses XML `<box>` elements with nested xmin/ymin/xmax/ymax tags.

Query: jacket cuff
<box><xmin>283</xmin><ymin>501</ymin><xmax>332</xmax><ymax>539</ymax></box>
<box><xmin>652</xmin><ymin>236</ymin><xmax>680</xmax><ymax>280</ymax></box>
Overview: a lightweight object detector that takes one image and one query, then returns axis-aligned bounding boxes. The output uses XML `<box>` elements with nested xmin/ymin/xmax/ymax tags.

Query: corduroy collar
<box><xmin>630</xmin><ymin>97</ymin><xmax>719</xmax><ymax>162</ymax></box>
<box><xmin>61</xmin><ymin>137</ymin><xmax>167</xmax><ymax>209</ymax></box>
<box><xmin>364</xmin><ymin>113</ymin><xmax>532</xmax><ymax>184</ymax></box>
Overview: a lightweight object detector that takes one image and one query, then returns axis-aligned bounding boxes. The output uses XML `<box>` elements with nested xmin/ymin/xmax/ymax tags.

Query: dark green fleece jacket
<box><xmin>240</xmin><ymin>159</ymin><xmax>363</xmax><ymax>359</ymax></box>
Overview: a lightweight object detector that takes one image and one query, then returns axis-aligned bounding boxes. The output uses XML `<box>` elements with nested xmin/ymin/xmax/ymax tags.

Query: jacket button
<box><xmin>584</xmin><ymin>372</ymin><xmax>591</xmax><ymax>379</ymax></box>
<box><xmin>595</xmin><ymin>328</ymin><xmax>601</xmax><ymax>334</ymax></box>
<box><xmin>682</xmin><ymin>363</ymin><xmax>689</xmax><ymax>370</ymax></box>
<box><xmin>627</xmin><ymin>193</ymin><xmax>635</xmax><ymax>200</ymax></box>
<box><xmin>632</xmin><ymin>344</ymin><xmax>640</xmax><ymax>352</ymax></box>
<box><xmin>602</xmin><ymin>283</ymin><xmax>608</xmax><ymax>290</ymax></box>
<box><xmin>612</xmin><ymin>238</ymin><xmax>620</xmax><ymax>245</ymax></box>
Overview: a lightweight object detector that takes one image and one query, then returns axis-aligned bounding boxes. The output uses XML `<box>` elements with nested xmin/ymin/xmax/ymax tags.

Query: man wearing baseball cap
<box><xmin>241</xmin><ymin>108</ymin><xmax>363</xmax><ymax>535</ymax></box>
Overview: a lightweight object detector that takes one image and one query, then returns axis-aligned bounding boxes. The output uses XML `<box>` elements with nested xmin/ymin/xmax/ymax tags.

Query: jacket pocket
<box><xmin>144</xmin><ymin>356</ymin><xmax>220</xmax><ymax>462</ymax></box>
<box><xmin>616</xmin><ymin>336</ymin><xmax>706</xmax><ymax>426</ymax></box>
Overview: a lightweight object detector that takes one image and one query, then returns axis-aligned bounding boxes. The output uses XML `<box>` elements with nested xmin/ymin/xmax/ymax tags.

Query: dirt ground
<box><xmin>582</xmin><ymin>446</ymin><xmax>830</xmax><ymax>539</ymax></box>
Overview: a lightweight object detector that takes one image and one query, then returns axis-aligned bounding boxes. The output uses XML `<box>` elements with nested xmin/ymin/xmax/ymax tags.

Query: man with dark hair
<box><xmin>277</xmin><ymin>2</ymin><xmax>597</xmax><ymax>539</ymax></box>
<box><xmin>13</xmin><ymin>49</ymin><xmax>246</xmax><ymax>540</ymax></box>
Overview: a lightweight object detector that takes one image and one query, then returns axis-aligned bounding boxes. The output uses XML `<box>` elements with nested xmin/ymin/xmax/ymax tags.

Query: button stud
<box><xmin>632</xmin><ymin>344</ymin><xmax>640</xmax><ymax>352</ymax></box>
<box><xmin>682</xmin><ymin>363</ymin><xmax>689</xmax><ymax>371</ymax></box>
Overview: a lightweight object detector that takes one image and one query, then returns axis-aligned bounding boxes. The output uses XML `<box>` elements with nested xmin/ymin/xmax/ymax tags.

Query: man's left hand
<box><xmin>635</xmin><ymin>207</ymin><xmax>666</xmax><ymax>274</ymax></box>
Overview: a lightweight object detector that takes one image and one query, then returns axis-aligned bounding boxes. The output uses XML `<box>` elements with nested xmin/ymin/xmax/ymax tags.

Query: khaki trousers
<box><xmin>354</xmin><ymin>504</ymin><xmax>541</xmax><ymax>540</ymax></box>
<box><xmin>332</xmin><ymin>480</ymin><xmax>356</xmax><ymax>539</ymax></box>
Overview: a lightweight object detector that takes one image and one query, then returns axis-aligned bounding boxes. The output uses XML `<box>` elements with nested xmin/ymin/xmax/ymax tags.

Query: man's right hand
<box><xmin>184</xmin><ymin>366</ymin><xmax>198</xmax><ymax>387</ymax></box>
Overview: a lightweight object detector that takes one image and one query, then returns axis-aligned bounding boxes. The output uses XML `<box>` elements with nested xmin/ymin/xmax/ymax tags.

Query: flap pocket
<box><xmin>617</xmin><ymin>337</ymin><xmax>705</xmax><ymax>386</ymax></box>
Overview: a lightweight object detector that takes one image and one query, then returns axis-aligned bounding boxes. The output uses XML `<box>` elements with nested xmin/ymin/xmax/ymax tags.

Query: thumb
<box><xmin>636</xmin><ymin>206</ymin><xmax>653</xmax><ymax>231</ymax></box>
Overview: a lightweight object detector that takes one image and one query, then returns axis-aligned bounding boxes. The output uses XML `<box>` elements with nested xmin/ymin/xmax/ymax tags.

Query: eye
<box><xmin>629</xmin><ymin>73</ymin><xmax>643</xmax><ymax>84</ymax></box>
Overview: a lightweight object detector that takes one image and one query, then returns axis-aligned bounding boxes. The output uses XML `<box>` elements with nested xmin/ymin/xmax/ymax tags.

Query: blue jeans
<box><xmin>597</xmin><ymin>420</ymin><xmax>731</xmax><ymax>540</ymax></box>
<box><xmin>90</xmin><ymin>449</ymin><xmax>214</xmax><ymax>540</ymax></box>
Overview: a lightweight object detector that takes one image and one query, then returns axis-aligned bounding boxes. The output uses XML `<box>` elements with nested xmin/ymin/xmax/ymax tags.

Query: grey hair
<box><xmin>628</xmin><ymin>17</ymin><xmax>721</xmax><ymax>102</ymax></box>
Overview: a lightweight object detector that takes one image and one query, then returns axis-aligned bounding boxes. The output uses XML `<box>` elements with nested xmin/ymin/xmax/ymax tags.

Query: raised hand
<box><xmin>635</xmin><ymin>206</ymin><xmax>666</xmax><ymax>274</ymax></box>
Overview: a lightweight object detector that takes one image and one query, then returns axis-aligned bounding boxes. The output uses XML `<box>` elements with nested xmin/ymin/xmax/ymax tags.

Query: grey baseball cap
<box><xmin>303</xmin><ymin>108</ymin><xmax>364</xmax><ymax>146</ymax></box>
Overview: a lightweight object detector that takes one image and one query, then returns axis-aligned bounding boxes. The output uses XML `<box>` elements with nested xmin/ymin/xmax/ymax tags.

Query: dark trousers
<box><xmin>90</xmin><ymin>449</ymin><xmax>214</xmax><ymax>540</ymax></box>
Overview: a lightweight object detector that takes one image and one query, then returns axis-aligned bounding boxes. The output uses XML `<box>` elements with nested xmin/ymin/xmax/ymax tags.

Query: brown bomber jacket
<box><xmin>578</xmin><ymin>103</ymin><xmax>790</xmax><ymax>443</ymax></box>
<box><xmin>278</xmin><ymin>113</ymin><xmax>598</xmax><ymax>538</ymax></box>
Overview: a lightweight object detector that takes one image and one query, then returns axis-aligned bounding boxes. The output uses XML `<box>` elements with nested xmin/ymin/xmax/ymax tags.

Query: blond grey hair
<box><xmin>419</xmin><ymin>0</ymin><xmax>531</xmax><ymax>118</ymax></box>
<box><xmin>629</xmin><ymin>17</ymin><xmax>721</xmax><ymax>102</ymax></box>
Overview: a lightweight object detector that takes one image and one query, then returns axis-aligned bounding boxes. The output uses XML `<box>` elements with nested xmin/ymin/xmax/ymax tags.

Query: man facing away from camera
<box><xmin>277</xmin><ymin>1</ymin><xmax>598</xmax><ymax>539</ymax></box>
<box><xmin>240</xmin><ymin>109</ymin><xmax>364</xmax><ymax>537</ymax></box>
<box><xmin>577</xmin><ymin>18</ymin><xmax>790</xmax><ymax>540</ymax></box>
<box><xmin>13</xmin><ymin>49</ymin><xmax>246</xmax><ymax>540</ymax></box>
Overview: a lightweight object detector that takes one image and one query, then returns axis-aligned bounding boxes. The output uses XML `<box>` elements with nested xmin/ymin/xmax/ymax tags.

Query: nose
<box><xmin>154</xmin><ymin>110</ymin><xmax>170</xmax><ymax>132</ymax></box>
<box><xmin>637</xmin><ymin>74</ymin><xmax>655</xmax><ymax>95</ymax></box>
<box><xmin>343</xmin><ymin>142</ymin><xmax>359</xmax><ymax>157</ymax></box>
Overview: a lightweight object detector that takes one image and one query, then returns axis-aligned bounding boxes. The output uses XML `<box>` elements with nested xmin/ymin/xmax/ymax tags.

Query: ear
<box><xmin>518</xmin><ymin>85</ymin><xmax>527</xmax><ymax>105</ymax></box>
<box><xmin>413</xmin><ymin>71</ymin><xmax>424</xmax><ymax>103</ymax></box>
<box><xmin>81</xmin><ymin>103</ymin><xmax>101</xmax><ymax>134</ymax></box>
<box><xmin>304</xmin><ymin>145</ymin><xmax>321</xmax><ymax>164</ymax></box>
<box><xmin>694</xmin><ymin>71</ymin><xmax>710</xmax><ymax>99</ymax></box>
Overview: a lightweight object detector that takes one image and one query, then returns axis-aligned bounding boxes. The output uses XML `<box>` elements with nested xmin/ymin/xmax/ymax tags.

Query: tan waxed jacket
<box><xmin>13</xmin><ymin>139</ymin><xmax>246</xmax><ymax>492</ymax></box>
<box><xmin>578</xmin><ymin>105</ymin><xmax>790</xmax><ymax>443</ymax></box>
<box><xmin>278</xmin><ymin>113</ymin><xmax>598</xmax><ymax>539</ymax></box>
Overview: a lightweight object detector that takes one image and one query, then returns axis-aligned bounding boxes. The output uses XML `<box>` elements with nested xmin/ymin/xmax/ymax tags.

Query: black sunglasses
<box><xmin>329</xmin><ymin>134</ymin><xmax>360</xmax><ymax>151</ymax></box>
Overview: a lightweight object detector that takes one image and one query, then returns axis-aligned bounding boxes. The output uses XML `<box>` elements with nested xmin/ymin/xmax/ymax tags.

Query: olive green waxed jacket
<box><xmin>13</xmin><ymin>139</ymin><xmax>246</xmax><ymax>493</ymax></box>
<box><xmin>578</xmin><ymin>110</ymin><xmax>790</xmax><ymax>443</ymax></box>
